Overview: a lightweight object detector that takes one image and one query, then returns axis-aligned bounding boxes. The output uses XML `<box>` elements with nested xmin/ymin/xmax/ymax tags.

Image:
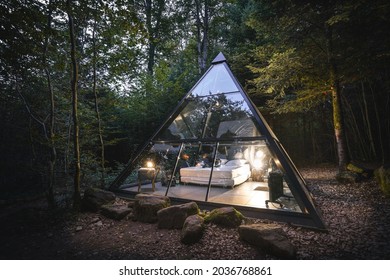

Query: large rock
<box><xmin>336</xmin><ymin>171</ymin><xmax>360</xmax><ymax>183</ymax></box>
<box><xmin>100</xmin><ymin>204</ymin><xmax>132</xmax><ymax>220</ymax></box>
<box><xmin>133</xmin><ymin>194</ymin><xmax>170</xmax><ymax>223</ymax></box>
<box><xmin>204</xmin><ymin>207</ymin><xmax>244</xmax><ymax>228</ymax></box>
<box><xmin>181</xmin><ymin>215</ymin><xmax>205</xmax><ymax>244</ymax></box>
<box><xmin>157</xmin><ymin>202</ymin><xmax>199</xmax><ymax>229</ymax></box>
<box><xmin>82</xmin><ymin>187</ymin><xmax>116</xmax><ymax>212</ymax></box>
<box><xmin>375</xmin><ymin>165</ymin><xmax>390</xmax><ymax>197</ymax></box>
<box><xmin>347</xmin><ymin>162</ymin><xmax>374</xmax><ymax>179</ymax></box>
<box><xmin>238</xmin><ymin>224</ymin><xmax>296</xmax><ymax>259</ymax></box>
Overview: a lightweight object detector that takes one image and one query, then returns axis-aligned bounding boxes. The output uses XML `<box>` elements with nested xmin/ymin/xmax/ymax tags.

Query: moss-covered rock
<box><xmin>375</xmin><ymin>166</ymin><xmax>390</xmax><ymax>197</ymax></box>
<box><xmin>204</xmin><ymin>207</ymin><xmax>244</xmax><ymax>228</ymax></box>
<box><xmin>347</xmin><ymin>162</ymin><xmax>374</xmax><ymax>179</ymax></box>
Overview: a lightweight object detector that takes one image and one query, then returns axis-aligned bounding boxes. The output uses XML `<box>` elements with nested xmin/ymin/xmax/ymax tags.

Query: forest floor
<box><xmin>1</xmin><ymin>165</ymin><xmax>390</xmax><ymax>260</ymax></box>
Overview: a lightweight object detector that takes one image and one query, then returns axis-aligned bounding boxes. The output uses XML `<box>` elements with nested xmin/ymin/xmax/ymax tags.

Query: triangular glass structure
<box><xmin>110</xmin><ymin>53</ymin><xmax>326</xmax><ymax>230</ymax></box>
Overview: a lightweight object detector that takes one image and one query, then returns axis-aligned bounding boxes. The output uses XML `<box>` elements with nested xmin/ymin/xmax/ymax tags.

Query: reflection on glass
<box><xmin>191</xmin><ymin>64</ymin><xmax>238</xmax><ymax>96</ymax></box>
<box><xmin>207</xmin><ymin>141</ymin><xmax>301</xmax><ymax>212</ymax></box>
<box><xmin>121</xmin><ymin>144</ymin><xmax>180</xmax><ymax>191</ymax></box>
<box><xmin>166</xmin><ymin>143</ymin><xmax>211</xmax><ymax>201</ymax></box>
<box><xmin>156</xmin><ymin>93</ymin><xmax>260</xmax><ymax>141</ymax></box>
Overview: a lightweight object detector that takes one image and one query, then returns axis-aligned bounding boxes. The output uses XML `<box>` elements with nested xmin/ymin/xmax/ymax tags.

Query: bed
<box><xmin>179</xmin><ymin>159</ymin><xmax>251</xmax><ymax>188</ymax></box>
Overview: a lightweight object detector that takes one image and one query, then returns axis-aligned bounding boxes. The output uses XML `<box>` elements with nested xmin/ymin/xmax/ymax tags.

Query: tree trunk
<box><xmin>195</xmin><ymin>0</ymin><xmax>209</xmax><ymax>74</ymax></box>
<box><xmin>331</xmin><ymin>79</ymin><xmax>348</xmax><ymax>171</ymax></box>
<box><xmin>326</xmin><ymin>25</ymin><xmax>349</xmax><ymax>172</ymax></box>
<box><xmin>144</xmin><ymin>0</ymin><xmax>164</xmax><ymax>75</ymax></box>
<box><xmin>92</xmin><ymin>10</ymin><xmax>105</xmax><ymax>188</ymax></box>
<box><xmin>145</xmin><ymin>0</ymin><xmax>154</xmax><ymax>75</ymax></box>
<box><xmin>43</xmin><ymin>0</ymin><xmax>56</xmax><ymax>209</ymax></box>
<box><xmin>44</xmin><ymin>69</ymin><xmax>56</xmax><ymax>208</ymax></box>
<box><xmin>67</xmin><ymin>0</ymin><xmax>81</xmax><ymax>210</ymax></box>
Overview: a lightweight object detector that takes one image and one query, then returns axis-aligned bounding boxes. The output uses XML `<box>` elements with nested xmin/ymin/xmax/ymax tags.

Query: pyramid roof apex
<box><xmin>212</xmin><ymin>52</ymin><xmax>227</xmax><ymax>64</ymax></box>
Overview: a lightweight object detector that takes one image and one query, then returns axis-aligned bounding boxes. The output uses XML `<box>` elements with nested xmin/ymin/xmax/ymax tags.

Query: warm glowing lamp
<box><xmin>146</xmin><ymin>160</ymin><xmax>154</xmax><ymax>168</ymax></box>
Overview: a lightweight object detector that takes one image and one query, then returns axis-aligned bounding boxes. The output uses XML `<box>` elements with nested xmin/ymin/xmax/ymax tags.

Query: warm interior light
<box><xmin>253</xmin><ymin>159</ymin><xmax>263</xmax><ymax>169</ymax></box>
<box><xmin>253</xmin><ymin>150</ymin><xmax>265</xmax><ymax>169</ymax></box>
<box><xmin>255</xmin><ymin>150</ymin><xmax>265</xmax><ymax>158</ymax></box>
<box><xmin>146</xmin><ymin>160</ymin><xmax>154</xmax><ymax>168</ymax></box>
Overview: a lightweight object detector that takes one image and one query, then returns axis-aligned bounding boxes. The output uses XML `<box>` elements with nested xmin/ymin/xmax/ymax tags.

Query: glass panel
<box><xmin>156</xmin><ymin>92</ymin><xmax>260</xmax><ymax>141</ymax></box>
<box><xmin>119</xmin><ymin>142</ymin><xmax>301</xmax><ymax>211</ymax></box>
<box><xmin>120</xmin><ymin>143</ymin><xmax>180</xmax><ymax>194</ymax></box>
<box><xmin>166</xmin><ymin>143</ymin><xmax>215</xmax><ymax>201</ymax></box>
<box><xmin>207</xmin><ymin>141</ymin><xmax>302</xmax><ymax>212</ymax></box>
<box><xmin>156</xmin><ymin>99</ymin><xmax>206</xmax><ymax>140</ymax></box>
<box><xmin>205</xmin><ymin>93</ymin><xmax>260</xmax><ymax>138</ymax></box>
<box><xmin>191</xmin><ymin>64</ymin><xmax>239</xmax><ymax>97</ymax></box>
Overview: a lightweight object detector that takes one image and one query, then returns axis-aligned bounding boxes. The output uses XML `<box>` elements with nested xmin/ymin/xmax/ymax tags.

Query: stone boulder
<box><xmin>100</xmin><ymin>204</ymin><xmax>132</xmax><ymax>220</ymax></box>
<box><xmin>181</xmin><ymin>215</ymin><xmax>205</xmax><ymax>244</ymax></box>
<box><xmin>238</xmin><ymin>223</ymin><xmax>296</xmax><ymax>259</ymax></box>
<box><xmin>336</xmin><ymin>171</ymin><xmax>360</xmax><ymax>183</ymax></box>
<box><xmin>375</xmin><ymin>165</ymin><xmax>390</xmax><ymax>197</ymax></box>
<box><xmin>133</xmin><ymin>194</ymin><xmax>170</xmax><ymax>223</ymax></box>
<box><xmin>347</xmin><ymin>162</ymin><xmax>374</xmax><ymax>179</ymax></box>
<box><xmin>82</xmin><ymin>187</ymin><xmax>116</xmax><ymax>212</ymax></box>
<box><xmin>157</xmin><ymin>202</ymin><xmax>199</xmax><ymax>229</ymax></box>
<box><xmin>204</xmin><ymin>207</ymin><xmax>244</xmax><ymax>228</ymax></box>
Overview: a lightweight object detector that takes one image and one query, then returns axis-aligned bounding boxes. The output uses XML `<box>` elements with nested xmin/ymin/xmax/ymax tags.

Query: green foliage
<box><xmin>247</xmin><ymin>46</ymin><xmax>328</xmax><ymax>113</ymax></box>
<box><xmin>239</xmin><ymin>0</ymin><xmax>390</xmax><ymax>163</ymax></box>
<box><xmin>1</xmin><ymin>0</ymin><xmax>390</xmax><ymax>201</ymax></box>
<box><xmin>249</xmin><ymin>48</ymin><xmax>303</xmax><ymax>95</ymax></box>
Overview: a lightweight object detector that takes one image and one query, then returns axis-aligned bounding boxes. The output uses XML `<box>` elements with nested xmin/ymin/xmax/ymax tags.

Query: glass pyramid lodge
<box><xmin>110</xmin><ymin>53</ymin><xmax>326</xmax><ymax>230</ymax></box>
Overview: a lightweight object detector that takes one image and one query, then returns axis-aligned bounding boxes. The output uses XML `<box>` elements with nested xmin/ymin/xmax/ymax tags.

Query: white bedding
<box><xmin>180</xmin><ymin>163</ymin><xmax>251</xmax><ymax>187</ymax></box>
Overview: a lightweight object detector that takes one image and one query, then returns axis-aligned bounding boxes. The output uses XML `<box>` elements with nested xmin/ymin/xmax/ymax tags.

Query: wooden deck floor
<box><xmin>120</xmin><ymin>180</ymin><xmax>301</xmax><ymax>212</ymax></box>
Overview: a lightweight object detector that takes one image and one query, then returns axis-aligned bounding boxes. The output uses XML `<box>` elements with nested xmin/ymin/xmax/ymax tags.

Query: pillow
<box><xmin>225</xmin><ymin>159</ymin><xmax>247</xmax><ymax>166</ymax></box>
<box><xmin>233</xmin><ymin>152</ymin><xmax>243</xmax><ymax>159</ymax></box>
<box><xmin>220</xmin><ymin>159</ymin><xmax>228</xmax><ymax>165</ymax></box>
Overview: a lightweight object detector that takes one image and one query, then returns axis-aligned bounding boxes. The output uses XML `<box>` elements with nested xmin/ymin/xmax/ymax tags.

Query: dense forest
<box><xmin>1</xmin><ymin>0</ymin><xmax>389</xmax><ymax>207</ymax></box>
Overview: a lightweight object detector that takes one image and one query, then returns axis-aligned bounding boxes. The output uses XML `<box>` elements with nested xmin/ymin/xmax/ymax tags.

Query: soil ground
<box><xmin>1</xmin><ymin>165</ymin><xmax>389</xmax><ymax>260</ymax></box>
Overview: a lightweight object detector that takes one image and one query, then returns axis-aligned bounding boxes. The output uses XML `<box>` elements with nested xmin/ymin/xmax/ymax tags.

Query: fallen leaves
<box><xmin>1</xmin><ymin>165</ymin><xmax>390</xmax><ymax>259</ymax></box>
